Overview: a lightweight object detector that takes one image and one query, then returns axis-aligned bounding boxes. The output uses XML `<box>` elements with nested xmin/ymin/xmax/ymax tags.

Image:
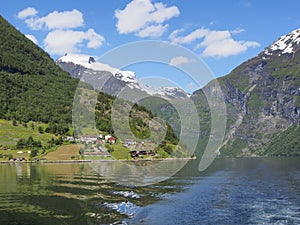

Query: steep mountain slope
<box><xmin>193</xmin><ymin>28</ymin><xmax>300</xmax><ymax>156</ymax></box>
<box><xmin>0</xmin><ymin>15</ymin><xmax>182</xmax><ymax>158</ymax></box>
<box><xmin>0</xmin><ymin>15</ymin><xmax>78</xmax><ymax>124</ymax></box>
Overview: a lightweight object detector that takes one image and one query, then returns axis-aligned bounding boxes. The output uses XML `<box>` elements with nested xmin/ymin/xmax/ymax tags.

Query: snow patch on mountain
<box><xmin>57</xmin><ymin>53</ymin><xmax>138</xmax><ymax>84</ymax></box>
<box><xmin>160</xmin><ymin>86</ymin><xmax>191</xmax><ymax>98</ymax></box>
<box><xmin>138</xmin><ymin>84</ymin><xmax>189</xmax><ymax>99</ymax></box>
<box><xmin>57</xmin><ymin>53</ymin><xmax>190</xmax><ymax>99</ymax></box>
<box><xmin>115</xmin><ymin>71</ymin><xmax>137</xmax><ymax>84</ymax></box>
<box><xmin>263</xmin><ymin>28</ymin><xmax>300</xmax><ymax>56</ymax></box>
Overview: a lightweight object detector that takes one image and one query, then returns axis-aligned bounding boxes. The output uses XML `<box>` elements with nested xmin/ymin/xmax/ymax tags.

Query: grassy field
<box><xmin>0</xmin><ymin>149</ymin><xmax>30</xmax><ymax>161</ymax></box>
<box><xmin>43</xmin><ymin>144</ymin><xmax>80</xmax><ymax>160</ymax></box>
<box><xmin>45</xmin><ymin>142</ymin><xmax>130</xmax><ymax>161</ymax></box>
<box><xmin>109</xmin><ymin>142</ymin><xmax>131</xmax><ymax>159</ymax></box>
<box><xmin>0</xmin><ymin>119</ymin><xmax>54</xmax><ymax>148</ymax></box>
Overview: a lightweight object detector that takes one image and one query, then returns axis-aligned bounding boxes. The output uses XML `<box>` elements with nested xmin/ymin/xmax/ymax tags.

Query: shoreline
<box><xmin>1</xmin><ymin>155</ymin><xmax>298</xmax><ymax>164</ymax></box>
<box><xmin>0</xmin><ymin>157</ymin><xmax>196</xmax><ymax>164</ymax></box>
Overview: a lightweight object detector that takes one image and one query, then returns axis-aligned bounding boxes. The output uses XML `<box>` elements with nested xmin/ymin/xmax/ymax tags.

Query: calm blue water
<box><xmin>0</xmin><ymin>157</ymin><xmax>299</xmax><ymax>225</ymax></box>
<box><xmin>126</xmin><ymin>158</ymin><xmax>300</xmax><ymax>224</ymax></box>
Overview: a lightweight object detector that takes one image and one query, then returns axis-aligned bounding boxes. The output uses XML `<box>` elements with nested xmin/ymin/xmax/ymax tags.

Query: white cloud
<box><xmin>170</xmin><ymin>28</ymin><xmax>209</xmax><ymax>44</ymax></box>
<box><xmin>17</xmin><ymin>8</ymin><xmax>105</xmax><ymax>55</ymax></box>
<box><xmin>17</xmin><ymin>7</ymin><xmax>38</xmax><ymax>19</ymax></box>
<box><xmin>169</xmin><ymin>56</ymin><xmax>192</xmax><ymax>66</ymax></box>
<box><xmin>24</xmin><ymin>17</ymin><xmax>44</xmax><ymax>30</ymax></box>
<box><xmin>138</xmin><ymin>24</ymin><xmax>168</xmax><ymax>38</ymax></box>
<box><xmin>44</xmin><ymin>29</ymin><xmax>105</xmax><ymax>55</ymax></box>
<box><xmin>150</xmin><ymin>2</ymin><xmax>180</xmax><ymax>23</ymax></box>
<box><xmin>198</xmin><ymin>30</ymin><xmax>260</xmax><ymax>57</ymax></box>
<box><xmin>115</xmin><ymin>0</ymin><xmax>179</xmax><ymax>37</ymax></box>
<box><xmin>201</xmin><ymin>38</ymin><xmax>260</xmax><ymax>57</ymax></box>
<box><xmin>170</xmin><ymin>28</ymin><xmax>260</xmax><ymax>58</ymax></box>
<box><xmin>169</xmin><ymin>29</ymin><xmax>184</xmax><ymax>41</ymax></box>
<box><xmin>231</xmin><ymin>28</ymin><xmax>245</xmax><ymax>35</ymax></box>
<box><xmin>85</xmin><ymin>29</ymin><xmax>105</xmax><ymax>48</ymax></box>
<box><xmin>25</xmin><ymin>34</ymin><xmax>38</xmax><ymax>44</ymax></box>
<box><xmin>41</xmin><ymin>9</ymin><xmax>84</xmax><ymax>30</ymax></box>
<box><xmin>21</xmin><ymin>9</ymin><xmax>84</xmax><ymax>30</ymax></box>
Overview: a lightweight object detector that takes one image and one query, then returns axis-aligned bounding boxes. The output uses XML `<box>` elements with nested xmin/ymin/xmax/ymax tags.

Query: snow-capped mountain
<box><xmin>263</xmin><ymin>28</ymin><xmax>300</xmax><ymax>57</ymax></box>
<box><xmin>160</xmin><ymin>86</ymin><xmax>191</xmax><ymax>99</ymax></box>
<box><xmin>56</xmin><ymin>53</ymin><xmax>189</xmax><ymax>99</ymax></box>
<box><xmin>191</xmin><ymin>27</ymin><xmax>300</xmax><ymax>156</ymax></box>
<box><xmin>56</xmin><ymin>53</ymin><xmax>138</xmax><ymax>83</ymax></box>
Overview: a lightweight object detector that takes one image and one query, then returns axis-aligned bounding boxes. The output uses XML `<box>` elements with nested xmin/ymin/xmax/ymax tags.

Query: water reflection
<box><xmin>0</xmin><ymin>157</ymin><xmax>299</xmax><ymax>225</ymax></box>
<box><xmin>90</xmin><ymin>159</ymin><xmax>189</xmax><ymax>186</ymax></box>
<box><xmin>0</xmin><ymin>161</ymin><xmax>187</xmax><ymax>225</ymax></box>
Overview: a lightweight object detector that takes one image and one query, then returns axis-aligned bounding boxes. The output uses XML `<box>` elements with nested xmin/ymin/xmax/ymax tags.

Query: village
<box><xmin>4</xmin><ymin>134</ymin><xmax>160</xmax><ymax>163</ymax></box>
<box><xmin>66</xmin><ymin>134</ymin><xmax>157</xmax><ymax>160</ymax></box>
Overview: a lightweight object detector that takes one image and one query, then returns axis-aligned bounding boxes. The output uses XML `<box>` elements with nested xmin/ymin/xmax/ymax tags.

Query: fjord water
<box><xmin>0</xmin><ymin>157</ymin><xmax>299</xmax><ymax>225</ymax></box>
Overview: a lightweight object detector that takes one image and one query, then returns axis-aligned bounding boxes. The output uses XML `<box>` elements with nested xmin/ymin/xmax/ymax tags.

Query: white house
<box><xmin>104</xmin><ymin>134</ymin><xmax>112</xmax><ymax>140</ymax></box>
<box><xmin>66</xmin><ymin>136</ymin><xmax>75</xmax><ymax>142</ymax></box>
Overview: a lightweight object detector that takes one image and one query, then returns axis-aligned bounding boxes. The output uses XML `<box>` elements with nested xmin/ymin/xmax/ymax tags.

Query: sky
<box><xmin>1</xmin><ymin>0</ymin><xmax>300</xmax><ymax>92</ymax></box>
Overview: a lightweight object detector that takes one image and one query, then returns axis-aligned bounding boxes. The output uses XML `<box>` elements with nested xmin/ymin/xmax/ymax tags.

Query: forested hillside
<box><xmin>0</xmin><ymin>15</ymin><xmax>180</xmax><ymax>159</ymax></box>
<box><xmin>0</xmin><ymin>16</ymin><xmax>79</xmax><ymax>125</ymax></box>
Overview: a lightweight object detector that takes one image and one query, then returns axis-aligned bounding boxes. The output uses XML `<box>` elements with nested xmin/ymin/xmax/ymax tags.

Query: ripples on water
<box><xmin>126</xmin><ymin>158</ymin><xmax>300</xmax><ymax>225</ymax></box>
<box><xmin>111</xmin><ymin>190</ymin><xmax>141</xmax><ymax>199</ymax></box>
<box><xmin>0</xmin><ymin>157</ymin><xmax>299</xmax><ymax>225</ymax></box>
<box><xmin>103</xmin><ymin>201</ymin><xmax>138</xmax><ymax>217</ymax></box>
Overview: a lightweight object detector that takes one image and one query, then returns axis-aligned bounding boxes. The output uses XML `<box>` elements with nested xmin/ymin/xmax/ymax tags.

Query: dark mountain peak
<box><xmin>88</xmin><ymin>56</ymin><xmax>96</xmax><ymax>64</ymax></box>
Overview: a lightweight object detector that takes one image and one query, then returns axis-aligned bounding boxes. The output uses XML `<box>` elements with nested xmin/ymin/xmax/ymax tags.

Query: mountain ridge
<box><xmin>192</xmin><ymin>28</ymin><xmax>300</xmax><ymax>157</ymax></box>
<box><xmin>56</xmin><ymin>53</ymin><xmax>190</xmax><ymax>99</ymax></box>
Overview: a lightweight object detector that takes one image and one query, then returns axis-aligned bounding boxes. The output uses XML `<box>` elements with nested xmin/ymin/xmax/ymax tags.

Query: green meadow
<box><xmin>0</xmin><ymin>119</ymin><xmax>54</xmax><ymax>148</ymax></box>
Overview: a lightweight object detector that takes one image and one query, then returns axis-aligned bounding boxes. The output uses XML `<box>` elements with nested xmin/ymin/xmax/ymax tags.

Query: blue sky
<box><xmin>1</xmin><ymin>0</ymin><xmax>300</xmax><ymax>92</ymax></box>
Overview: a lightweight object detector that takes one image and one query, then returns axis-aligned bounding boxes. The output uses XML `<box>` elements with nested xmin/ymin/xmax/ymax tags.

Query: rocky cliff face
<box><xmin>57</xmin><ymin>60</ymin><xmax>127</xmax><ymax>96</ymax></box>
<box><xmin>192</xmin><ymin>28</ymin><xmax>300</xmax><ymax>156</ymax></box>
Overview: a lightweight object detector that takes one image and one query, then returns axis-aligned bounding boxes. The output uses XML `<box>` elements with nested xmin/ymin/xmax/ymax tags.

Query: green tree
<box><xmin>38</xmin><ymin>126</ymin><xmax>44</xmax><ymax>133</ymax></box>
<box><xmin>12</xmin><ymin>119</ymin><xmax>17</xmax><ymax>126</ymax></box>
<box><xmin>26</xmin><ymin>136</ymin><xmax>34</xmax><ymax>148</ymax></box>
<box><xmin>16</xmin><ymin>138</ymin><xmax>26</xmax><ymax>149</ymax></box>
<box><xmin>30</xmin><ymin>149</ymin><xmax>39</xmax><ymax>158</ymax></box>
